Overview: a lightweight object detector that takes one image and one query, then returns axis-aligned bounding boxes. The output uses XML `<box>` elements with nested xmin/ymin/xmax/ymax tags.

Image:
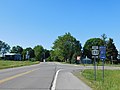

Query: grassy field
<box><xmin>0</xmin><ymin>60</ymin><xmax>40</xmax><ymax>69</ymax></box>
<box><xmin>74</xmin><ymin>69</ymin><xmax>120</xmax><ymax>90</ymax></box>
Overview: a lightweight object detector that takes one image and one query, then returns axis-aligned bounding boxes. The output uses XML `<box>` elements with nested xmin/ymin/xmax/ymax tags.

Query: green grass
<box><xmin>0</xmin><ymin>60</ymin><xmax>40</xmax><ymax>69</ymax></box>
<box><xmin>74</xmin><ymin>69</ymin><xmax>120</xmax><ymax>90</ymax></box>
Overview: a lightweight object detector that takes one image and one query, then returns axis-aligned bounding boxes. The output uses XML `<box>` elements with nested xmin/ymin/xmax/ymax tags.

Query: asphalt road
<box><xmin>0</xmin><ymin>62</ymin><xmax>92</xmax><ymax>90</ymax></box>
<box><xmin>0</xmin><ymin>62</ymin><xmax>56</xmax><ymax>90</ymax></box>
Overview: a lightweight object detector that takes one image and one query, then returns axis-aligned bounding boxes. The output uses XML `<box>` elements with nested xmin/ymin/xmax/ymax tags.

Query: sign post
<box><xmin>99</xmin><ymin>46</ymin><xmax>106</xmax><ymax>82</ymax></box>
<box><xmin>92</xmin><ymin>46</ymin><xmax>99</xmax><ymax>81</ymax></box>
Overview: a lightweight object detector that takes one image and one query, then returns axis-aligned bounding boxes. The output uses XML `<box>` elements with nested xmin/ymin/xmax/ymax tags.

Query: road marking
<box><xmin>51</xmin><ymin>69</ymin><xmax>62</xmax><ymax>90</ymax></box>
<box><xmin>0</xmin><ymin>68</ymin><xmax>39</xmax><ymax>84</ymax></box>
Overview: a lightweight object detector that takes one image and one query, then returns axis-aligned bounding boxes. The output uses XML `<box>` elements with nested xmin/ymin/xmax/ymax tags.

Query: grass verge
<box><xmin>74</xmin><ymin>69</ymin><xmax>120</xmax><ymax>90</ymax></box>
<box><xmin>0</xmin><ymin>60</ymin><xmax>40</xmax><ymax>69</ymax></box>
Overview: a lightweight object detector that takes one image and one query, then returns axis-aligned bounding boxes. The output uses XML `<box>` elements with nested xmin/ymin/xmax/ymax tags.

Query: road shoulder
<box><xmin>55</xmin><ymin>70</ymin><xmax>92</xmax><ymax>90</ymax></box>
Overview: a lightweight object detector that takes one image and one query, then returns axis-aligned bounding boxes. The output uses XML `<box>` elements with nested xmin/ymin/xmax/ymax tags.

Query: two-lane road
<box><xmin>0</xmin><ymin>62</ymin><xmax>91</xmax><ymax>90</ymax></box>
<box><xmin>0</xmin><ymin>62</ymin><xmax>57</xmax><ymax>90</ymax></box>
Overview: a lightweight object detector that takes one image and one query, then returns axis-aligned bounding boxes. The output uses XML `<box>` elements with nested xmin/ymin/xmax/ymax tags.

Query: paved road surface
<box><xmin>0</xmin><ymin>62</ymin><xmax>96</xmax><ymax>90</ymax></box>
<box><xmin>0</xmin><ymin>62</ymin><xmax>56</xmax><ymax>90</ymax></box>
<box><xmin>55</xmin><ymin>70</ymin><xmax>92</xmax><ymax>90</ymax></box>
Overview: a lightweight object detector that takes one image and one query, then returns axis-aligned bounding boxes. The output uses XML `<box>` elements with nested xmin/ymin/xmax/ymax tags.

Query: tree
<box><xmin>52</xmin><ymin>32</ymin><xmax>82</xmax><ymax>63</ymax></box>
<box><xmin>44</xmin><ymin>49</ymin><xmax>50</xmax><ymax>59</ymax></box>
<box><xmin>0</xmin><ymin>40</ymin><xmax>10</xmax><ymax>57</ymax></box>
<box><xmin>34</xmin><ymin>45</ymin><xmax>44</xmax><ymax>61</ymax></box>
<box><xmin>83</xmin><ymin>38</ymin><xmax>104</xmax><ymax>59</ymax></box>
<box><xmin>22</xmin><ymin>49</ymin><xmax>26</xmax><ymax>60</ymax></box>
<box><xmin>11</xmin><ymin>45</ymin><xmax>23</xmax><ymax>54</ymax></box>
<box><xmin>22</xmin><ymin>47</ymin><xmax>35</xmax><ymax>60</ymax></box>
<box><xmin>106</xmin><ymin>38</ymin><xmax>118</xmax><ymax>62</ymax></box>
<box><xmin>101</xmin><ymin>33</ymin><xmax>107</xmax><ymax>46</ymax></box>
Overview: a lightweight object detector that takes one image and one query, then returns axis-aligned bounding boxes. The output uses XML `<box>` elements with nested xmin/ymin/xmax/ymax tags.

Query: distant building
<box><xmin>81</xmin><ymin>56</ymin><xmax>92</xmax><ymax>64</ymax></box>
<box><xmin>4</xmin><ymin>53</ymin><xmax>22</xmax><ymax>60</ymax></box>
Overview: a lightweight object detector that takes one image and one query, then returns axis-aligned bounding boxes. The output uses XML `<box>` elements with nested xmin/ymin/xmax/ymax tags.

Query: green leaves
<box><xmin>0</xmin><ymin>40</ymin><xmax>10</xmax><ymax>55</ymax></box>
<box><xmin>52</xmin><ymin>32</ymin><xmax>82</xmax><ymax>63</ymax></box>
<box><xmin>11</xmin><ymin>46</ymin><xmax>23</xmax><ymax>54</ymax></box>
<box><xmin>83</xmin><ymin>38</ymin><xmax>104</xmax><ymax>59</ymax></box>
<box><xmin>106</xmin><ymin>38</ymin><xmax>118</xmax><ymax>60</ymax></box>
<box><xmin>22</xmin><ymin>47</ymin><xmax>35</xmax><ymax>60</ymax></box>
<box><xmin>34</xmin><ymin>45</ymin><xmax>44</xmax><ymax>61</ymax></box>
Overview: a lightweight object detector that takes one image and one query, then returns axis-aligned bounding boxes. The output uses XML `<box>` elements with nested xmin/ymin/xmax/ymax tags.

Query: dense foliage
<box><xmin>83</xmin><ymin>38</ymin><xmax>104</xmax><ymax>59</ymax></box>
<box><xmin>52</xmin><ymin>33</ymin><xmax>82</xmax><ymax>63</ymax></box>
<box><xmin>106</xmin><ymin>38</ymin><xmax>118</xmax><ymax>61</ymax></box>
<box><xmin>22</xmin><ymin>47</ymin><xmax>35</xmax><ymax>60</ymax></box>
<box><xmin>11</xmin><ymin>45</ymin><xmax>23</xmax><ymax>54</ymax></box>
<box><xmin>34</xmin><ymin>45</ymin><xmax>44</xmax><ymax>61</ymax></box>
<box><xmin>0</xmin><ymin>40</ymin><xmax>10</xmax><ymax>56</ymax></box>
<box><xmin>0</xmin><ymin>33</ymin><xmax>119</xmax><ymax>64</ymax></box>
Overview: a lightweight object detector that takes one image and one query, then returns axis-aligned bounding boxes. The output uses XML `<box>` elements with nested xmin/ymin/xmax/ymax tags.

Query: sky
<box><xmin>0</xmin><ymin>0</ymin><xmax>120</xmax><ymax>50</ymax></box>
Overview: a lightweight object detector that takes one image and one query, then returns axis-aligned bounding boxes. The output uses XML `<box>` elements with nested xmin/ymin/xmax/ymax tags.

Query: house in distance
<box><xmin>5</xmin><ymin>53</ymin><xmax>22</xmax><ymax>60</ymax></box>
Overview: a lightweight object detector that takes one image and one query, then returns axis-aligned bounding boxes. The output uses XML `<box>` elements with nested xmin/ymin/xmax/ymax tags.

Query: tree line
<box><xmin>0</xmin><ymin>33</ymin><xmax>119</xmax><ymax>64</ymax></box>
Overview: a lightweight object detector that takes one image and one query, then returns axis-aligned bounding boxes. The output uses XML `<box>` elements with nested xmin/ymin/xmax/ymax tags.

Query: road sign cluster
<box><xmin>92</xmin><ymin>46</ymin><xmax>106</xmax><ymax>81</ymax></box>
<box><xmin>92</xmin><ymin>46</ymin><xmax>106</xmax><ymax>60</ymax></box>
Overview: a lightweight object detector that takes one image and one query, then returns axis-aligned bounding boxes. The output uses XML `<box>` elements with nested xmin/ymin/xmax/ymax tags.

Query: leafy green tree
<box><xmin>48</xmin><ymin>50</ymin><xmax>58</xmax><ymax>62</ymax></box>
<box><xmin>25</xmin><ymin>47</ymin><xmax>35</xmax><ymax>58</ymax></box>
<box><xmin>44</xmin><ymin>49</ymin><xmax>50</xmax><ymax>59</ymax></box>
<box><xmin>11</xmin><ymin>45</ymin><xmax>23</xmax><ymax>54</ymax></box>
<box><xmin>22</xmin><ymin>49</ymin><xmax>26</xmax><ymax>60</ymax></box>
<box><xmin>34</xmin><ymin>45</ymin><xmax>44</xmax><ymax>61</ymax></box>
<box><xmin>0</xmin><ymin>40</ymin><xmax>10</xmax><ymax>57</ymax></box>
<box><xmin>83</xmin><ymin>38</ymin><xmax>104</xmax><ymax>59</ymax></box>
<box><xmin>22</xmin><ymin>47</ymin><xmax>35</xmax><ymax>60</ymax></box>
<box><xmin>106</xmin><ymin>38</ymin><xmax>118</xmax><ymax>61</ymax></box>
<box><xmin>52</xmin><ymin>32</ymin><xmax>82</xmax><ymax>63</ymax></box>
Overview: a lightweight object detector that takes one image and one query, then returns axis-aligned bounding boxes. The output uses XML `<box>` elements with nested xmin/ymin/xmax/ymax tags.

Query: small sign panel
<box><xmin>92</xmin><ymin>50</ymin><xmax>99</xmax><ymax>55</ymax></box>
<box><xmin>77</xmin><ymin>56</ymin><xmax>81</xmax><ymax>61</ymax></box>
<box><xmin>92</xmin><ymin>56</ymin><xmax>98</xmax><ymax>58</ymax></box>
<box><xmin>92</xmin><ymin>46</ymin><xmax>98</xmax><ymax>50</ymax></box>
<box><xmin>99</xmin><ymin>46</ymin><xmax>106</xmax><ymax>60</ymax></box>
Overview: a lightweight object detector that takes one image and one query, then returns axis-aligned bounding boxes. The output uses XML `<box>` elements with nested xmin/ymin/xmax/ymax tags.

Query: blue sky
<box><xmin>0</xmin><ymin>0</ymin><xmax>120</xmax><ymax>50</ymax></box>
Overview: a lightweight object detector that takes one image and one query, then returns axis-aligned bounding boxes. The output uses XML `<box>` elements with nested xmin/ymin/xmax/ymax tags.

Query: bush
<box><xmin>29</xmin><ymin>58</ymin><xmax>36</xmax><ymax>62</ymax></box>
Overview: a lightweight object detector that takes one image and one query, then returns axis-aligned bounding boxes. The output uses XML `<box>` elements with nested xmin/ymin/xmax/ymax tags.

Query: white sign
<box><xmin>92</xmin><ymin>50</ymin><xmax>99</xmax><ymax>55</ymax></box>
<box><xmin>77</xmin><ymin>56</ymin><xmax>81</xmax><ymax>60</ymax></box>
<box><xmin>92</xmin><ymin>46</ymin><xmax>98</xmax><ymax>50</ymax></box>
<box><xmin>92</xmin><ymin>56</ymin><xmax>98</xmax><ymax>58</ymax></box>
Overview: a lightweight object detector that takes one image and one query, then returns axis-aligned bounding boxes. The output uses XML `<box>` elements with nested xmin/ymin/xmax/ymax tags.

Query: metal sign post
<box><xmin>94</xmin><ymin>56</ymin><xmax>96</xmax><ymax>81</ymax></box>
<box><xmin>102</xmin><ymin>59</ymin><xmax>104</xmax><ymax>82</ymax></box>
<box><xmin>99</xmin><ymin>46</ymin><xmax>106</xmax><ymax>82</ymax></box>
<box><xmin>92</xmin><ymin>46</ymin><xmax>99</xmax><ymax>81</ymax></box>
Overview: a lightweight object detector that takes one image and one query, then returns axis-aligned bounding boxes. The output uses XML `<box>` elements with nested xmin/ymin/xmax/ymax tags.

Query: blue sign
<box><xmin>99</xmin><ymin>46</ymin><xmax>106</xmax><ymax>60</ymax></box>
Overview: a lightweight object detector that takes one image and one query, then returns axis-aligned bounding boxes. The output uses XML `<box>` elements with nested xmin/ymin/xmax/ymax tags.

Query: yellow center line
<box><xmin>0</xmin><ymin>68</ymin><xmax>39</xmax><ymax>84</ymax></box>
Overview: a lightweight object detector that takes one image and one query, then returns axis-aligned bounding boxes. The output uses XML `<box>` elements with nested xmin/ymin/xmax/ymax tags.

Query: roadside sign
<box><xmin>77</xmin><ymin>56</ymin><xmax>81</xmax><ymax>60</ymax></box>
<box><xmin>92</xmin><ymin>46</ymin><xmax>98</xmax><ymax>50</ymax></box>
<box><xmin>92</xmin><ymin>50</ymin><xmax>99</xmax><ymax>56</ymax></box>
<box><xmin>92</xmin><ymin>46</ymin><xmax>99</xmax><ymax>56</ymax></box>
<box><xmin>92</xmin><ymin>56</ymin><xmax>98</xmax><ymax>58</ymax></box>
<box><xmin>99</xmin><ymin>46</ymin><xmax>106</xmax><ymax>60</ymax></box>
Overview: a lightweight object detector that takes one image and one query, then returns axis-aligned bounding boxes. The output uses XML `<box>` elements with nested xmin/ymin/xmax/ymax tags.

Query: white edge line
<box><xmin>51</xmin><ymin>69</ymin><xmax>62</xmax><ymax>90</ymax></box>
